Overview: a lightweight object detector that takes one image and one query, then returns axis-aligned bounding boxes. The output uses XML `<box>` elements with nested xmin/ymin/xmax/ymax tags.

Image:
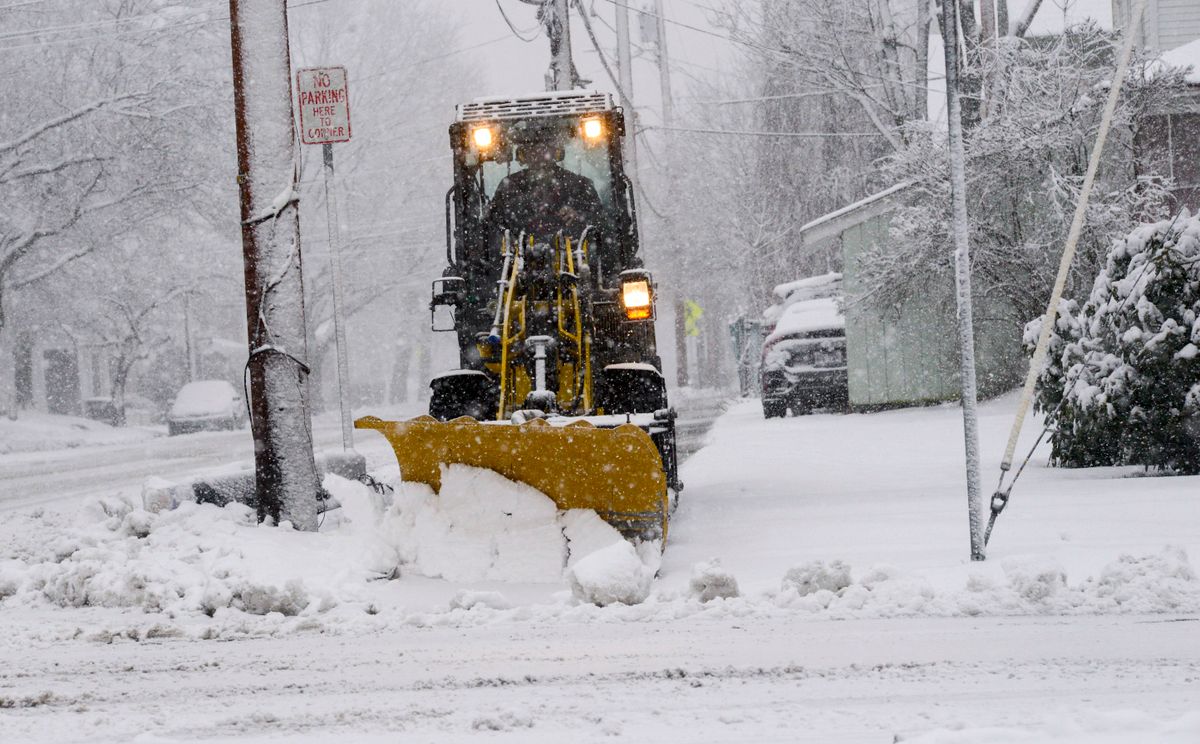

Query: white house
<box><xmin>1113</xmin><ymin>0</ymin><xmax>1200</xmax><ymax>53</ymax></box>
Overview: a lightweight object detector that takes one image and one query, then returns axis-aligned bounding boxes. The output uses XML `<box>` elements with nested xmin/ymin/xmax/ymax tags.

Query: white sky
<box><xmin>1025</xmin><ymin>0</ymin><xmax>1113</xmax><ymax>35</ymax></box>
<box><xmin>927</xmin><ymin>0</ymin><xmax>1116</xmax><ymax>123</ymax></box>
<box><xmin>456</xmin><ymin>0</ymin><xmax>739</xmax><ymax>125</ymax></box>
<box><xmin>452</xmin><ymin>1</ymin><xmax>1119</xmax><ymax>127</ymax></box>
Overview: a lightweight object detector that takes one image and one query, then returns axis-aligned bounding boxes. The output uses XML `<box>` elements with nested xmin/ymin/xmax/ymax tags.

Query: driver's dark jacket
<box><xmin>486</xmin><ymin>164</ymin><xmax>604</xmax><ymax>243</ymax></box>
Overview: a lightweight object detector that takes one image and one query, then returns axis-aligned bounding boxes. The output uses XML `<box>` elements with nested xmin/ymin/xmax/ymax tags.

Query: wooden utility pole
<box><xmin>940</xmin><ymin>0</ymin><xmax>986</xmax><ymax>561</ymax></box>
<box><xmin>546</xmin><ymin>0</ymin><xmax>576</xmax><ymax>91</ymax></box>
<box><xmin>228</xmin><ymin>0</ymin><xmax>321</xmax><ymax>531</ymax></box>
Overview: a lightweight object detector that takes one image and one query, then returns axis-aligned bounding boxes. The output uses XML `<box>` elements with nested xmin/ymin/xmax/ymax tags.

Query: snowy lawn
<box><xmin>660</xmin><ymin>395</ymin><xmax>1200</xmax><ymax>614</ymax></box>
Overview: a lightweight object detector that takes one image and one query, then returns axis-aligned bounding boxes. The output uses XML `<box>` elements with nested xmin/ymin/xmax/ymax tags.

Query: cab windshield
<box><xmin>479</xmin><ymin>135</ymin><xmax>613</xmax><ymax>207</ymax></box>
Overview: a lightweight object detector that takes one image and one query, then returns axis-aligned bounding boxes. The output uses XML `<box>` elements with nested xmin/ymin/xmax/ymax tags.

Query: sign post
<box><xmin>297</xmin><ymin>66</ymin><xmax>354</xmax><ymax>451</ymax></box>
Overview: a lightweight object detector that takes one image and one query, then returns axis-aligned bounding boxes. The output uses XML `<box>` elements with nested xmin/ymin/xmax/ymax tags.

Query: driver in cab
<box><xmin>486</xmin><ymin>140</ymin><xmax>604</xmax><ymax>243</ymax></box>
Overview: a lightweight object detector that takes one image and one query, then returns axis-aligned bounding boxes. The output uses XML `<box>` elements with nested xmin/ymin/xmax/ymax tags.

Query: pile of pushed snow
<box><xmin>0</xmin><ymin>477</ymin><xmax>398</xmax><ymax>617</ymax></box>
<box><xmin>382</xmin><ymin>465</ymin><xmax>645</xmax><ymax>585</ymax></box>
<box><xmin>567</xmin><ymin>541</ymin><xmax>654</xmax><ymax>606</ymax></box>
<box><xmin>0</xmin><ymin>466</ymin><xmax>659</xmax><ymax>620</ymax></box>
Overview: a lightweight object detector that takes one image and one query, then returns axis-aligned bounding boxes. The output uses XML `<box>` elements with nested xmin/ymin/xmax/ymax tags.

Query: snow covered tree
<box><xmin>862</xmin><ymin>25</ymin><xmax>1182</xmax><ymax>330</ymax></box>
<box><xmin>1033</xmin><ymin>214</ymin><xmax>1200</xmax><ymax>473</ymax></box>
<box><xmin>0</xmin><ymin>1</ymin><xmax>234</xmax><ymax>417</ymax></box>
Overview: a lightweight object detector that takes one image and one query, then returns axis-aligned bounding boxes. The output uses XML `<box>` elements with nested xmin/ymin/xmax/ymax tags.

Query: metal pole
<box><xmin>323</xmin><ymin>143</ymin><xmax>354</xmax><ymax>450</ymax></box>
<box><xmin>614</xmin><ymin>0</ymin><xmax>638</xmax><ymax>175</ymax></box>
<box><xmin>228</xmin><ymin>0</ymin><xmax>321</xmax><ymax>531</ymax></box>
<box><xmin>650</xmin><ymin>0</ymin><xmax>687</xmax><ymax>387</ymax></box>
<box><xmin>941</xmin><ymin>0</ymin><xmax>986</xmax><ymax>561</ymax></box>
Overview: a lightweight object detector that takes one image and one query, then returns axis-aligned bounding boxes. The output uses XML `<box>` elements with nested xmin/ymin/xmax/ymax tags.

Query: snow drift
<box><xmin>0</xmin><ymin>466</ymin><xmax>659</xmax><ymax>620</ymax></box>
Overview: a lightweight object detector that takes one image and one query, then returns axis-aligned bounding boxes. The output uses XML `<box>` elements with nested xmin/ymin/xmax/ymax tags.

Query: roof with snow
<box><xmin>1157</xmin><ymin>37</ymin><xmax>1200</xmax><ymax>84</ymax></box>
<box><xmin>765</xmin><ymin>297</ymin><xmax>844</xmax><ymax>345</ymax></box>
<box><xmin>773</xmin><ymin>273</ymin><xmax>843</xmax><ymax>302</ymax></box>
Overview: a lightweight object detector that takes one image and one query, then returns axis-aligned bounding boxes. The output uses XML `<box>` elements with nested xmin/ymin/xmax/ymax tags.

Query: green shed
<box><xmin>796</xmin><ymin>184</ymin><xmax>1023</xmax><ymax>408</ymax></box>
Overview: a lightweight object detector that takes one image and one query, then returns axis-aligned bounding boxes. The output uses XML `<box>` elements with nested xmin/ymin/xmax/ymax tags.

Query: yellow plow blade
<box><xmin>356</xmin><ymin>415</ymin><xmax>669</xmax><ymax>541</ymax></box>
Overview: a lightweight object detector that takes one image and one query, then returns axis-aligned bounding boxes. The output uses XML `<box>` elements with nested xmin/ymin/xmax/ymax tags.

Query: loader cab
<box><xmin>445</xmin><ymin>92</ymin><xmax>640</xmax><ymax>303</ymax></box>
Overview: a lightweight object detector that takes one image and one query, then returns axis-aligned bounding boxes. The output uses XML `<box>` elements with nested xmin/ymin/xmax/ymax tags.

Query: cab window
<box><xmin>478</xmin><ymin>137</ymin><xmax>612</xmax><ymax>206</ymax></box>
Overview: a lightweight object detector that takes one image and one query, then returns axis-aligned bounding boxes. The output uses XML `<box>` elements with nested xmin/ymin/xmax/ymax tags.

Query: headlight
<box><xmin>581</xmin><ymin>117</ymin><xmax>604</xmax><ymax>140</ymax></box>
<box><xmin>471</xmin><ymin>125</ymin><xmax>495</xmax><ymax>149</ymax></box>
<box><xmin>621</xmin><ymin>277</ymin><xmax>653</xmax><ymax>320</ymax></box>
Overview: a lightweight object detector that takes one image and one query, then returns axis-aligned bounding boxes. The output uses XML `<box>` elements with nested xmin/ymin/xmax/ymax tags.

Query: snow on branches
<box><xmin>862</xmin><ymin>24</ymin><xmax>1182</xmax><ymax>330</ymax></box>
<box><xmin>1030</xmin><ymin>213</ymin><xmax>1200</xmax><ymax>473</ymax></box>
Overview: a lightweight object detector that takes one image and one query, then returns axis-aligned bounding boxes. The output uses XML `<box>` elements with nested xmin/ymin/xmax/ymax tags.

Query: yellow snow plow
<box><xmin>357</xmin><ymin>90</ymin><xmax>680</xmax><ymax>542</ymax></box>
<box><xmin>356</xmin><ymin>414</ymin><xmax>672</xmax><ymax>539</ymax></box>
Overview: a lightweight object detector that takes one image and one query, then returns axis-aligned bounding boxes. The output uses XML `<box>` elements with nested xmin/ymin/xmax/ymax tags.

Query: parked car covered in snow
<box><xmin>167</xmin><ymin>380</ymin><xmax>246</xmax><ymax>436</ymax></box>
<box><xmin>761</xmin><ymin>274</ymin><xmax>847</xmax><ymax>418</ymax></box>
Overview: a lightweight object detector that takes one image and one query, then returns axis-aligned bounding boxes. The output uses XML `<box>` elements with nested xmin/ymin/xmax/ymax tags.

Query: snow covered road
<box><xmin>2</xmin><ymin>394</ymin><xmax>1198</xmax><ymax>742</ymax></box>
<box><xmin>2</xmin><ymin>611</ymin><xmax>1197</xmax><ymax>743</ymax></box>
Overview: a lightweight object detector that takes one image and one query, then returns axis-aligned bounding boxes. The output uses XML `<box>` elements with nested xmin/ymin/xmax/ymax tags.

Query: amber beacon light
<box><xmin>620</xmin><ymin>270</ymin><xmax>654</xmax><ymax>321</ymax></box>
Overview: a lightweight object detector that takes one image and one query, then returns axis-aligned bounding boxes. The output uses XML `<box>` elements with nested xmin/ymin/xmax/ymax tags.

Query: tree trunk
<box><xmin>111</xmin><ymin>362</ymin><xmax>130</xmax><ymax>428</ymax></box>
<box><xmin>14</xmin><ymin>330</ymin><xmax>33</xmax><ymax>411</ymax></box>
<box><xmin>916</xmin><ymin>0</ymin><xmax>931</xmax><ymax>120</ymax></box>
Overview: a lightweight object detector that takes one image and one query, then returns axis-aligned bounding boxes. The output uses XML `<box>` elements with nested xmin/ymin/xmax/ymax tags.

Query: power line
<box><xmin>352</xmin><ymin>35</ymin><xmax>513</xmax><ymax>84</ymax></box>
<box><xmin>595</xmin><ymin>0</ymin><xmax>785</xmax><ymax>57</ymax></box>
<box><xmin>495</xmin><ymin>0</ymin><xmax>541</xmax><ymax>42</ymax></box>
<box><xmin>646</xmin><ymin>124</ymin><xmax>887</xmax><ymax>138</ymax></box>
<box><xmin>0</xmin><ymin>0</ymin><xmax>50</xmax><ymax>10</ymax></box>
<box><xmin>574</xmin><ymin>0</ymin><xmax>626</xmax><ymax>100</ymax></box>
<box><xmin>0</xmin><ymin>0</ymin><xmax>348</xmax><ymax>52</ymax></box>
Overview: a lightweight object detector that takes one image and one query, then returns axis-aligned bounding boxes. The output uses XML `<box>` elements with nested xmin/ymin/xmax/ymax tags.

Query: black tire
<box><xmin>762</xmin><ymin>399</ymin><xmax>786</xmax><ymax>419</ymax></box>
<box><xmin>429</xmin><ymin>372</ymin><xmax>499</xmax><ymax>421</ymax></box>
<box><xmin>596</xmin><ymin>365</ymin><xmax>667</xmax><ymax>414</ymax></box>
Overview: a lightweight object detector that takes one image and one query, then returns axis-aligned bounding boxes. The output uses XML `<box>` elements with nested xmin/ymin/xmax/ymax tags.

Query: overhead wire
<box><xmin>0</xmin><ymin>0</ymin><xmax>349</xmax><ymax>53</ymax></box>
<box><xmin>573</xmin><ymin>0</ymin><xmax>627</xmax><ymax>102</ymax></box>
<box><xmin>495</xmin><ymin>0</ymin><xmax>542</xmax><ymax>42</ymax></box>
<box><xmin>647</xmin><ymin>124</ymin><xmax>887</xmax><ymax>138</ymax></box>
<box><xmin>594</xmin><ymin>0</ymin><xmax>786</xmax><ymax>58</ymax></box>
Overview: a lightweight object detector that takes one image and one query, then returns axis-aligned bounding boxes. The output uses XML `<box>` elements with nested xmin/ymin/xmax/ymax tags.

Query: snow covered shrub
<box><xmin>1034</xmin><ymin>214</ymin><xmax>1200</xmax><ymax>472</ymax></box>
<box><xmin>688</xmin><ymin>559</ymin><xmax>739</xmax><ymax>602</ymax></box>
<box><xmin>781</xmin><ymin>560</ymin><xmax>852</xmax><ymax>597</ymax></box>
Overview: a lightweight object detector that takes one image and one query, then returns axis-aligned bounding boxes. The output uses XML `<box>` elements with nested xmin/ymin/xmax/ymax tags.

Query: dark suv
<box><xmin>761</xmin><ymin>297</ymin><xmax>847</xmax><ymax>418</ymax></box>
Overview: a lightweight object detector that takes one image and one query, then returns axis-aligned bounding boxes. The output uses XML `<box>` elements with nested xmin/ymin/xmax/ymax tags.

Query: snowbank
<box><xmin>0</xmin><ymin>466</ymin><xmax>656</xmax><ymax>624</ymax></box>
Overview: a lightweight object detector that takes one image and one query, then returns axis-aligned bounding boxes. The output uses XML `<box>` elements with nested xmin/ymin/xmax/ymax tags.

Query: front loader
<box><xmin>356</xmin><ymin>90</ymin><xmax>681</xmax><ymax>541</ymax></box>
